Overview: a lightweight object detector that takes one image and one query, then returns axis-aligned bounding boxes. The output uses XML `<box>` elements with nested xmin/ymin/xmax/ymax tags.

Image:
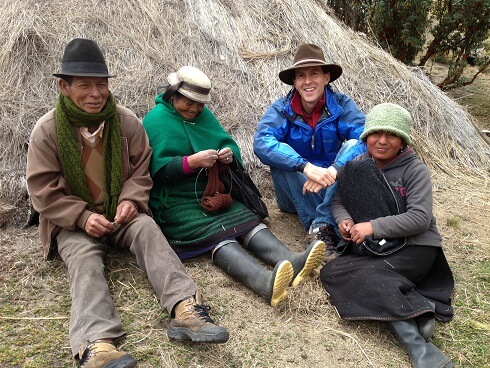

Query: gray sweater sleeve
<box><xmin>331</xmin><ymin>188</ymin><xmax>353</xmax><ymax>224</ymax></box>
<box><xmin>370</xmin><ymin>160</ymin><xmax>433</xmax><ymax>239</ymax></box>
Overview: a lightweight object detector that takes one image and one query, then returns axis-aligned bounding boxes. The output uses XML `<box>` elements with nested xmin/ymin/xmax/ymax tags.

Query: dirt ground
<box><xmin>1</xmin><ymin>169</ymin><xmax>489</xmax><ymax>368</ymax></box>
<box><xmin>0</xmin><ymin>65</ymin><xmax>489</xmax><ymax>367</ymax></box>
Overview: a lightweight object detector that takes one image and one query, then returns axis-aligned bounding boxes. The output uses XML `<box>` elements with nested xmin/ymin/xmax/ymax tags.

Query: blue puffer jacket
<box><xmin>254</xmin><ymin>86</ymin><xmax>366</xmax><ymax>171</ymax></box>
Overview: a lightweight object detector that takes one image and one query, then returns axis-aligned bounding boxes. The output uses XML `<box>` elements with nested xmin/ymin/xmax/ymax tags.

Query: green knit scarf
<box><xmin>55</xmin><ymin>93</ymin><xmax>122</xmax><ymax>221</ymax></box>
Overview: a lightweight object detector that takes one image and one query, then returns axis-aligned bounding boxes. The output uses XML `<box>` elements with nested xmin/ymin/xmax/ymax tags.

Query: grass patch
<box><xmin>0</xmin><ymin>319</ymin><xmax>70</xmax><ymax>367</ymax></box>
<box><xmin>440</xmin><ymin>260</ymin><xmax>489</xmax><ymax>367</ymax></box>
<box><xmin>446</xmin><ymin>217</ymin><xmax>461</xmax><ymax>229</ymax></box>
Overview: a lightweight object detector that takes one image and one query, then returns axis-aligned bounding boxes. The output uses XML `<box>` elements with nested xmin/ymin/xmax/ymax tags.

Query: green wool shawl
<box><xmin>144</xmin><ymin>94</ymin><xmax>242</xmax><ymax>177</ymax></box>
<box><xmin>55</xmin><ymin>93</ymin><xmax>122</xmax><ymax>221</ymax></box>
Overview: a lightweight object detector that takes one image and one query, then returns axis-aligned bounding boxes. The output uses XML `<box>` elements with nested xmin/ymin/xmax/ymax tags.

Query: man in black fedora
<box><xmin>254</xmin><ymin>43</ymin><xmax>366</xmax><ymax>261</ymax></box>
<box><xmin>26</xmin><ymin>38</ymin><xmax>229</xmax><ymax>367</ymax></box>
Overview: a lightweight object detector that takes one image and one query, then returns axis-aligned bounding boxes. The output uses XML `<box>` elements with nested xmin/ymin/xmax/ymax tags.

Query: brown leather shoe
<box><xmin>78</xmin><ymin>340</ymin><xmax>137</xmax><ymax>368</ymax></box>
<box><xmin>167</xmin><ymin>292</ymin><xmax>229</xmax><ymax>343</ymax></box>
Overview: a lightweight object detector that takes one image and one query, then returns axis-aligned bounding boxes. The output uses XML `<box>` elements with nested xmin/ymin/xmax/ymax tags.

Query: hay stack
<box><xmin>0</xmin><ymin>0</ymin><xmax>488</xmax><ymax>227</ymax></box>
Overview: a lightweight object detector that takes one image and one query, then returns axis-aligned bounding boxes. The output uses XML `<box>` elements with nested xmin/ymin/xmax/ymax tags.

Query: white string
<box><xmin>194</xmin><ymin>167</ymin><xmax>207</xmax><ymax>205</ymax></box>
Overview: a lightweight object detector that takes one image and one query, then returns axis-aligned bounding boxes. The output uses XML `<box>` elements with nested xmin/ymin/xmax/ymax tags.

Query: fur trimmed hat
<box><xmin>360</xmin><ymin>103</ymin><xmax>412</xmax><ymax>145</ymax></box>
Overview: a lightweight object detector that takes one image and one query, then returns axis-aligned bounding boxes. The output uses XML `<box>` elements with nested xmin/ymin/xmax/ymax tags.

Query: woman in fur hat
<box><xmin>320</xmin><ymin>103</ymin><xmax>455</xmax><ymax>368</ymax></box>
<box><xmin>143</xmin><ymin>66</ymin><xmax>326</xmax><ymax>308</ymax></box>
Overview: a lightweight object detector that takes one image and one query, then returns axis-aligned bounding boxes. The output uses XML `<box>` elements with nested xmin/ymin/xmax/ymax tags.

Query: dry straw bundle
<box><xmin>0</xmin><ymin>0</ymin><xmax>488</xmax><ymax>227</ymax></box>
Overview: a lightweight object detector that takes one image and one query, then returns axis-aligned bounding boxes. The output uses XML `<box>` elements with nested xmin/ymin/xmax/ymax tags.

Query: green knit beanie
<box><xmin>360</xmin><ymin>103</ymin><xmax>412</xmax><ymax>145</ymax></box>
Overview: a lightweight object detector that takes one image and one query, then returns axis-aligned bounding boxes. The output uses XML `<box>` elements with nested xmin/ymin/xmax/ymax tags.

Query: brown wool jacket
<box><xmin>26</xmin><ymin>105</ymin><xmax>152</xmax><ymax>260</ymax></box>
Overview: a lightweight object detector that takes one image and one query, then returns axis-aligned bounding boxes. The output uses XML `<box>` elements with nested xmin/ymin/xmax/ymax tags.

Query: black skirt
<box><xmin>320</xmin><ymin>245</ymin><xmax>454</xmax><ymax>322</ymax></box>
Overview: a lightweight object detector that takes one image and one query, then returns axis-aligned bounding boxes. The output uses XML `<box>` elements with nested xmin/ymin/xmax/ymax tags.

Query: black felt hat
<box><xmin>53</xmin><ymin>38</ymin><xmax>115</xmax><ymax>78</ymax></box>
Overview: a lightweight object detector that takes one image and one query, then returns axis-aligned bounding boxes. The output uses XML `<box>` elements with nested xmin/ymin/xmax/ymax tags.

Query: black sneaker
<box><xmin>305</xmin><ymin>224</ymin><xmax>339</xmax><ymax>262</ymax></box>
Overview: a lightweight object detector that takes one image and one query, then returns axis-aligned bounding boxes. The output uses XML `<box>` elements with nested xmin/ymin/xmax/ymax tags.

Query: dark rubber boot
<box><xmin>388</xmin><ymin>319</ymin><xmax>454</xmax><ymax>368</ymax></box>
<box><xmin>245</xmin><ymin>228</ymin><xmax>325</xmax><ymax>287</ymax></box>
<box><xmin>212</xmin><ymin>241</ymin><xmax>293</xmax><ymax>307</ymax></box>
<box><xmin>417</xmin><ymin>317</ymin><xmax>436</xmax><ymax>342</ymax></box>
<box><xmin>417</xmin><ymin>302</ymin><xmax>436</xmax><ymax>342</ymax></box>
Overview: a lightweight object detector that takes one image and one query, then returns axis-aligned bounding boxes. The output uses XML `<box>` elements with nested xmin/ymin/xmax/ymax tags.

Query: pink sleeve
<box><xmin>182</xmin><ymin>156</ymin><xmax>196</xmax><ymax>175</ymax></box>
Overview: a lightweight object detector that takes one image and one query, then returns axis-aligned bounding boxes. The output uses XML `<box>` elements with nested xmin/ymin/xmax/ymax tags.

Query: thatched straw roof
<box><xmin>1</xmin><ymin>0</ymin><xmax>489</xmax><ymax>226</ymax></box>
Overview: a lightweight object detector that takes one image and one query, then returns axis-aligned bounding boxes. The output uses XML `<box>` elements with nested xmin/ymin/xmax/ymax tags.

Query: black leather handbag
<box><xmin>219</xmin><ymin>160</ymin><xmax>269</xmax><ymax>219</ymax></box>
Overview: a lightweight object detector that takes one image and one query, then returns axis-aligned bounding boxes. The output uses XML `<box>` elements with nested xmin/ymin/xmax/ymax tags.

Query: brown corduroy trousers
<box><xmin>56</xmin><ymin>213</ymin><xmax>197</xmax><ymax>357</ymax></box>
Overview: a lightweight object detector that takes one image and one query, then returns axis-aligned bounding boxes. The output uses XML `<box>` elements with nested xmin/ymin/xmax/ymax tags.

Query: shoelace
<box><xmin>316</xmin><ymin>229</ymin><xmax>337</xmax><ymax>249</ymax></box>
<box><xmin>79</xmin><ymin>341</ymin><xmax>118</xmax><ymax>366</ymax></box>
<box><xmin>193</xmin><ymin>303</ymin><xmax>215</xmax><ymax>323</ymax></box>
<box><xmin>317</xmin><ymin>230</ymin><xmax>333</xmax><ymax>241</ymax></box>
<box><xmin>79</xmin><ymin>342</ymin><xmax>101</xmax><ymax>366</ymax></box>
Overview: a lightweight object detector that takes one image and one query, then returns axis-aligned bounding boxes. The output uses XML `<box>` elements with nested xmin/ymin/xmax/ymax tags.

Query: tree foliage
<box><xmin>369</xmin><ymin>0</ymin><xmax>432</xmax><ymax>64</ymax></box>
<box><xmin>325</xmin><ymin>0</ymin><xmax>373</xmax><ymax>32</ymax></box>
<box><xmin>326</xmin><ymin>0</ymin><xmax>490</xmax><ymax>90</ymax></box>
<box><xmin>419</xmin><ymin>0</ymin><xmax>490</xmax><ymax>90</ymax></box>
<box><xmin>326</xmin><ymin>0</ymin><xmax>431</xmax><ymax>64</ymax></box>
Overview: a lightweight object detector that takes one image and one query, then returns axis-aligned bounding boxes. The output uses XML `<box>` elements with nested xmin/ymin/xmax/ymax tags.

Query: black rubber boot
<box><xmin>244</xmin><ymin>228</ymin><xmax>326</xmax><ymax>287</ymax></box>
<box><xmin>388</xmin><ymin>319</ymin><xmax>454</xmax><ymax>368</ymax></box>
<box><xmin>417</xmin><ymin>302</ymin><xmax>436</xmax><ymax>342</ymax></box>
<box><xmin>417</xmin><ymin>316</ymin><xmax>435</xmax><ymax>343</ymax></box>
<box><xmin>212</xmin><ymin>241</ymin><xmax>293</xmax><ymax>307</ymax></box>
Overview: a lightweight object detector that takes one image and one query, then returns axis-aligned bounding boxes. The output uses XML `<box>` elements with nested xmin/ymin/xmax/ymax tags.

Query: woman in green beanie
<box><xmin>143</xmin><ymin>66</ymin><xmax>326</xmax><ymax>307</ymax></box>
<box><xmin>320</xmin><ymin>103</ymin><xmax>455</xmax><ymax>368</ymax></box>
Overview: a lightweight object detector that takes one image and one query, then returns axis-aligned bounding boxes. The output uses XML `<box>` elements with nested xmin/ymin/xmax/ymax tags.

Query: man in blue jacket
<box><xmin>254</xmin><ymin>43</ymin><xmax>366</xmax><ymax>260</ymax></box>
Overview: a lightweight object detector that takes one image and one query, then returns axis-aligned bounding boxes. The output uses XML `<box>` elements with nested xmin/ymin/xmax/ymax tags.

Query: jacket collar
<box><xmin>284</xmin><ymin>86</ymin><xmax>339</xmax><ymax>123</ymax></box>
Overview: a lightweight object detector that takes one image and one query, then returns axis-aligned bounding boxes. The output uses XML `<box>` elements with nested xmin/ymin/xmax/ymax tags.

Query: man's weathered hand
<box><xmin>114</xmin><ymin>200</ymin><xmax>138</xmax><ymax>225</ymax></box>
<box><xmin>84</xmin><ymin>213</ymin><xmax>115</xmax><ymax>238</ymax></box>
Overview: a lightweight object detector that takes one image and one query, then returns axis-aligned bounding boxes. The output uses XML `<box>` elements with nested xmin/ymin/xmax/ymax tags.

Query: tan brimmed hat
<box><xmin>166</xmin><ymin>66</ymin><xmax>211</xmax><ymax>104</ymax></box>
<box><xmin>279</xmin><ymin>43</ymin><xmax>342</xmax><ymax>85</ymax></box>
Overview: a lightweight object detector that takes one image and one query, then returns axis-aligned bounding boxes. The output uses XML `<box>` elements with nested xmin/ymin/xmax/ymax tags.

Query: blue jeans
<box><xmin>270</xmin><ymin>139</ymin><xmax>358</xmax><ymax>230</ymax></box>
